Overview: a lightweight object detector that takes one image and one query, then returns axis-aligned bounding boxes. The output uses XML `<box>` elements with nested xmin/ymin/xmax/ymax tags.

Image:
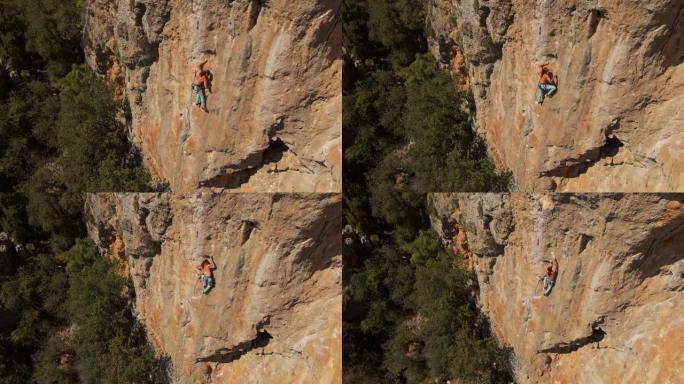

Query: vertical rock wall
<box><xmin>427</xmin><ymin>0</ymin><xmax>684</xmax><ymax>192</ymax></box>
<box><xmin>85</xmin><ymin>0</ymin><xmax>341</xmax><ymax>192</ymax></box>
<box><xmin>85</xmin><ymin>192</ymin><xmax>342</xmax><ymax>383</ymax></box>
<box><xmin>429</xmin><ymin>193</ymin><xmax>684</xmax><ymax>383</ymax></box>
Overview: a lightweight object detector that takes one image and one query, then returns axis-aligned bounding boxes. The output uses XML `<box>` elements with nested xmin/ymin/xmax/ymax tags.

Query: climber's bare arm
<box><xmin>197</xmin><ymin>59</ymin><xmax>208</xmax><ymax>71</ymax></box>
<box><xmin>552</xmin><ymin>257</ymin><xmax>558</xmax><ymax>273</ymax></box>
<box><xmin>209</xmin><ymin>256</ymin><xmax>216</xmax><ymax>269</ymax></box>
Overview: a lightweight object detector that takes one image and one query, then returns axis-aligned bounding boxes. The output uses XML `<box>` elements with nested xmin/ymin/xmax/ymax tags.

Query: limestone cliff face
<box><xmin>427</xmin><ymin>1</ymin><xmax>684</xmax><ymax>192</ymax></box>
<box><xmin>429</xmin><ymin>193</ymin><xmax>684</xmax><ymax>383</ymax></box>
<box><xmin>84</xmin><ymin>0</ymin><xmax>341</xmax><ymax>193</ymax></box>
<box><xmin>85</xmin><ymin>193</ymin><xmax>342</xmax><ymax>383</ymax></box>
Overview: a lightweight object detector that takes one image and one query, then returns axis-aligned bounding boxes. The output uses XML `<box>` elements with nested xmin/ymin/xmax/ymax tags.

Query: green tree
<box><xmin>14</xmin><ymin>0</ymin><xmax>83</xmax><ymax>78</ymax></box>
<box><xmin>366</xmin><ymin>0</ymin><xmax>426</xmax><ymax>67</ymax></box>
<box><xmin>407</xmin><ymin>230</ymin><xmax>508</xmax><ymax>383</ymax></box>
<box><xmin>59</xmin><ymin>239</ymin><xmax>168</xmax><ymax>383</ymax></box>
<box><xmin>0</xmin><ymin>1</ymin><xmax>27</xmax><ymax>71</ymax></box>
<box><xmin>32</xmin><ymin>334</ymin><xmax>77</xmax><ymax>384</ymax></box>
<box><xmin>0</xmin><ymin>0</ymin><xmax>158</xmax><ymax>380</ymax></box>
<box><xmin>382</xmin><ymin>323</ymin><xmax>426</xmax><ymax>383</ymax></box>
<box><xmin>343</xmin><ymin>0</ymin><xmax>508</xmax><ymax>380</ymax></box>
<box><xmin>0</xmin><ymin>246</ymin><xmax>69</xmax><ymax>383</ymax></box>
<box><xmin>56</xmin><ymin>66</ymin><xmax>150</xmax><ymax>204</ymax></box>
<box><xmin>401</xmin><ymin>54</ymin><xmax>497</xmax><ymax>192</ymax></box>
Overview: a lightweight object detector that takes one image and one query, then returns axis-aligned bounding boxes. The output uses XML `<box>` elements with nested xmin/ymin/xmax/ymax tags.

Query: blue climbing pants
<box><xmin>537</xmin><ymin>83</ymin><xmax>557</xmax><ymax>103</ymax></box>
<box><xmin>192</xmin><ymin>84</ymin><xmax>207</xmax><ymax>110</ymax></box>
<box><xmin>543</xmin><ymin>276</ymin><xmax>555</xmax><ymax>296</ymax></box>
<box><xmin>200</xmin><ymin>275</ymin><xmax>215</xmax><ymax>293</ymax></box>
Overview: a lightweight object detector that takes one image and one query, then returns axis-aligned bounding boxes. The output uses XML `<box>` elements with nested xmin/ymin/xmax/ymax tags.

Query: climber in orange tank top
<box><xmin>196</xmin><ymin>255</ymin><xmax>216</xmax><ymax>294</ymax></box>
<box><xmin>543</xmin><ymin>256</ymin><xmax>558</xmax><ymax>296</ymax></box>
<box><xmin>192</xmin><ymin>60</ymin><xmax>211</xmax><ymax>112</ymax></box>
<box><xmin>536</xmin><ymin>63</ymin><xmax>557</xmax><ymax>104</ymax></box>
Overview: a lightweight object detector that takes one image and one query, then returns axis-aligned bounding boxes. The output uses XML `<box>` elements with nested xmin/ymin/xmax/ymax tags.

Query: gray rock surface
<box><xmin>429</xmin><ymin>193</ymin><xmax>684</xmax><ymax>383</ymax></box>
<box><xmin>86</xmin><ymin>192</ymin><xmax>342</xmax><ymax>383</ymax></box>
<box><xmin>427</xmin><ymin>0</ymin><xmax>684</xmax><ymax>192</ymax></box>
<box><xmin>85</xmin><ymin>0</ymin><xmax>341</xmax><ymax>193</ymax></box>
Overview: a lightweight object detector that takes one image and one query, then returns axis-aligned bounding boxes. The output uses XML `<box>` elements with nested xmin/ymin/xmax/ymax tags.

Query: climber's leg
<box><xmin>203</xmin><ymin>276</ymin><xmax>215</xmax><ymax>293</ymax></box>
<box><xmin>543</xmin><ymin>276</ymin><xmax>554</xmax><ymax>296</ymax></box>
<box><xmin>197</xmin><ymin>88</ymin><xmax>207</xmax><ymax>111</ymax></box>
<box><xmin>546</xmin><ymin>84</ymin><xmax>557</xmax><ymax>96</ymax></box>
<box><xmin>536</xmin><ymin>84</ymin><xmax>545</xmax><ymax>103</ymax></box>
<box><xmin>192</xmin><ymin>84</ymin><xmax>201</xmax><ymax>106</ymax></box>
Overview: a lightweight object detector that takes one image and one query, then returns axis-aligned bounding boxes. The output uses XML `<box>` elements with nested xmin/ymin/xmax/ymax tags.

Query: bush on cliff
<box><xmin>0</xmin><ymin>0</ymin><xmax>162</xmax><ymax>382</ymax></box>
<box><xmin>58</xmin><ymin>240</ymin><xmax>168</xmax><ymax>384</ymax></box>
<box><xmin>1</xmin><ymin>0</ymin><xmax>150</xmax><ymax>242</ymax></box>
<box><xmin>343</xmin><ymin>0</ymin><xmax>512</xmax><ymax>382</ymax></box>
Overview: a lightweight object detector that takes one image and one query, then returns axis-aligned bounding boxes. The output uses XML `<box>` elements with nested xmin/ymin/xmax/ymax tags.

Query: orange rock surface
<box><xmin>86</xmin><ymin>192</ymin><xmax>342</xmax><ymax>383</ymax></box>
<box><xmin>85</xmin><ymin>0</ymin><xmax>341</xmax><ymax>192</ymax></box>
<box><xmin>429</xmin><ymin>193</ymin><xmax>684</xmax><ymax>383</ymax></box>
<box><xmin>427</xmin><ymin>1</ymin><xmax>684</xmax><ymax>191</ymax></box>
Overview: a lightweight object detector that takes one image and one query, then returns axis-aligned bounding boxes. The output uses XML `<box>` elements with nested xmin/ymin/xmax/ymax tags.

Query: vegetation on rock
<box><xmin>0</xmin><ymin>0</ymin><xmax>166</xmax><ymax>382</ymax></box>
<box><xmin>342</xmin><ymin>0</ymin><xmax>511</xmax><ymax>382</ymax></box>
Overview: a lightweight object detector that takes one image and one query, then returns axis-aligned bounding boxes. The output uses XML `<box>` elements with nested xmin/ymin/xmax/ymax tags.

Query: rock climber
<box><xmin>192</xmin><ymin>60</ymin><xmax>211</xmax><ymax>112</ymax></box>
<box><xmin>543</xmin><ymin>256</ymin><xmax>558</xmax><ymax>296</ymax></box>
<box><xmin>536</xmin><ymin>63</ymin><xmax>557</xmax><ymax>104</ymax></box>
<box><xmin>197</xmin><ymin>255</ymin><xmax>216</xmax><ymax>294</ymax></box>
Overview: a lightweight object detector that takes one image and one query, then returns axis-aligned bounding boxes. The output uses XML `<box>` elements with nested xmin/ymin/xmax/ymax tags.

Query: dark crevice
<box><xmin>95</xmin><ymin>222</ymin><xmax>116</xmax><ymax>250</ymax></box>
<box><xmin>587</xmin><ymin>8</ymin><xmax>607</xmax><ymax>39</ymax></box>
<box><xmin>196</xmin><ymin>330</ymin><xmax>273</xmax><ymax>364</ymax></box>
<box><xmin>248</xmin><ymin>0</ymin><xmax>265</xmax><ymax>31</ymax></box>
<box><xmin>577</xmin><ymin>233</ymin><xmax>593</xmax><ymax>254</ymax></box>
<box><xmin>197</xmin><ymin>156</ymin><xmax>259</xmax><ymax>188</ymax></box>
<box><xmin>262</xmin><ymin>138</ymin><xmax>289</xmax><ymax>165</ymax></box>
<box><xmin>133</xmin><ymin>3</ymin><xmax>147</xmax><ymax>27</ymax></box>
<box><xmin>483</xmin><ymin>214</ymin><xmax>493</xmax><ymax>229</ymax></box>
<box><xmin>438</xmin><ymin>216</ymin><xmax>456</xmax><ymax>243</ymax></box>
<box><xmin>198</xmin><ymin>118</ymin><xmax>293</xmax><ymax>189</ymax></box>
<box><xmin>139</xmin><ymin>207</ymin><xmax>150</xmax><ymax>226</ymax></box>
<box><xmin>0</xmin><ymin>64</ymin><xmax>11</xmax><ymax>97</ymax></box>
<box><xmin>537</xmin><ymin>327</ymin><xmax>606</xmax><ymax>354</ymax></box>
<box><xmin>150</xmin><ymin>239</ymin><xmax>162</xmax><ymax>257</ymax></box>
<box><xmin>599</xmin><ymin>136</ymin><xmax>623</xmax><ymax>158</ymax></box>
<box><xmin>540</xmin><ymin>133</ymin><xmax>624</xmax><ymax>179</ymax></box>
<box><xmin>478</xmin><ymin>6</ymin><xmax>490</xmax><ymax>28</ymax></box>
<box><xmin>198</xmin><ymin>138</ymin><xmax>290</xmax><ymax>188</ymax></box>
<box><xmin>437</xmin><ymin>35</ymin><xmax>456</xmax><ymax>65</ymax></box>
<box><xmin>240</xmin><ymin>220</ymin><xmax>259</xmax><ymax>245</ymax></box>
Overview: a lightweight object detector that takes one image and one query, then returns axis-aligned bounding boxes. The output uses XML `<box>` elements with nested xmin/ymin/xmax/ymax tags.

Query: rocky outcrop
<box><xmin>84</xmin><ymin>0</ymin><xmax>341</xmax><ymax>193</ymax></box>
<box><xmin>428</xmin><ymin>193</ymin><xmax>684</xmax><ymax>383</ymax></box>
<box><xmin>427</xmin><ymin>0</ymin><xmax>684</xmax><ymax>192</ymax></box>
<box><xmin>85</xmin><ymin>192</ymin><xmax>342</xmax><ymax>383</ymax></box>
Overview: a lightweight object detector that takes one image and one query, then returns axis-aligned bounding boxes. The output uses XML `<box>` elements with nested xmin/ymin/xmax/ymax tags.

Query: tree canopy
<box><xmin>342</xmin><ymin>0</ymin><xmax>511</xmax><ymax>382</ymax></box>
<box><xmin>0</xmin><ymin>0</ymin><xmax>165</xmax><ymax>382</ymax></box>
